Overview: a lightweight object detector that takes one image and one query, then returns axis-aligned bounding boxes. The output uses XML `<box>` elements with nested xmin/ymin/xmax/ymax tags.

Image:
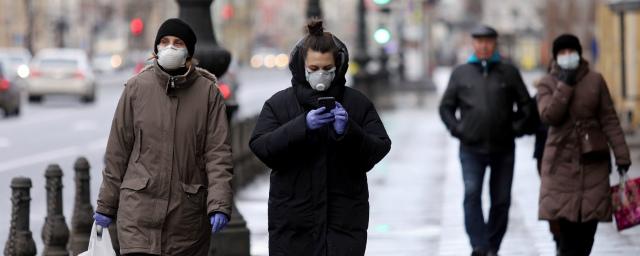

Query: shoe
<box><xmin>486</xmin><ymin>251</ymin><xmax>498</xmax><ymax>256</ymax></box>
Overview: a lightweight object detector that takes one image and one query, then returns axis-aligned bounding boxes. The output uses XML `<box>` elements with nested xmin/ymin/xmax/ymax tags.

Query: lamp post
<box><xmin>307</xmin><ymin>0</ymin><xmax>323</xmax><ymax>19</ymax></box>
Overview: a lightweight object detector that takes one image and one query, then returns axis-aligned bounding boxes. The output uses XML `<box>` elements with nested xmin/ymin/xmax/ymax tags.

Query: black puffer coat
<box><xmin>250</xmin><ymin>36</ymin><xmax>391</xmax><ymax>256</ymax></box>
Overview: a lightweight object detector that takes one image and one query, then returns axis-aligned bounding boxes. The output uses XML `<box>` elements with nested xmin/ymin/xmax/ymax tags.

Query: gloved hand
<box><xmin>331</xmin><ymin>102</ymin><xmax>349</xmax><ymax>135</ymax></box>
<box><xmin>93</xmin><ymin>212</ymin><xmax>112</xmax><ymax>228</ymax></box>
<box><xmin>306</xmin><ymin>107</ymin><xmax>335</xmax><ymax>130</ymax></box>
<box><xmin>555</xmin><ymin>69</ymin><xmax>577</xmax><ymax>86</ymax></box>
<box><xmin>210</xmin><ymin>212</ymin><xmax>229</xmax><ymax>233</ymax></box>
<box><xmin>618</xmin><ymin>164</ymin><xmax>631</xmax><ymax>176</ymax></box>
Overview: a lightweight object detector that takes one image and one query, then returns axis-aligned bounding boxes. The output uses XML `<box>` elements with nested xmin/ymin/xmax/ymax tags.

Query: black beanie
<box><xmin>552</xmin><ymin>34</ymin><xmax>582</xmax><ymax>60</ymax></box>
<box><xmin>154</xmin><ymin>18</ymin><xmax>197</xmax><ymax>57</ymax></box>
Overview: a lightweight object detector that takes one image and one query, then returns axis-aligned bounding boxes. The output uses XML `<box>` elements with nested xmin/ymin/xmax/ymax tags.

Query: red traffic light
<box><xmin>130</xmin><ymin>18</ymin><xmax>144</xmax><ymax>36</ymax></box>
<box><xmin>222</xmin><ymin>4</ymin><xmax>235</xmax><ymax>20</ymax></box>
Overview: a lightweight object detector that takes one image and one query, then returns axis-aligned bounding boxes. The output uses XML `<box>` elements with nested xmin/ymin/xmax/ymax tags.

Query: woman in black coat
<box><xmin>250</xmin><ymin>20</ymin><xmax>391</xmax><ymax>256</ymax></box>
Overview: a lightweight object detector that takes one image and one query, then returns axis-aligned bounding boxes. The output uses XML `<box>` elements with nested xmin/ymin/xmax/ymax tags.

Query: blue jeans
<box><xmin>459</xmin><ymin>148</ymin><xmax>515</xmax><ymax>252</ymax></box>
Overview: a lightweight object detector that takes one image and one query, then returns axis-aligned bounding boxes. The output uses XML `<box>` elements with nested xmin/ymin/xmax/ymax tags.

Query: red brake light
<box><xmin>74</xmin><ymin>70</ymin><xmax>85</xmax><ymax>80</ymax></box>
<box><xmin>218</xmin><ymin>83</ymin><xmax>231</xmax><ymax>100</ymax></box>
<box><xmin>30</xmin><ymin>69</ymin><xmax>41</xmax><ymax>77</ymax></box>
<box><xmin>0</xmin><ymin>79</ymin><xmax>10</xmax><ymax>91</ymax></box>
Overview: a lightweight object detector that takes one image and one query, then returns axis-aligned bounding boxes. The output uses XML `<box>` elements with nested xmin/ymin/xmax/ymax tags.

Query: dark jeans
<box><xmin>459</xmin><ymin>148</ymin><xmax>515</xmax><ymax>252</ymax></box>
<box><xmin>557</xmin><ymin>219</ymin><xmax>598</xmax><ymax>256</ymax></box>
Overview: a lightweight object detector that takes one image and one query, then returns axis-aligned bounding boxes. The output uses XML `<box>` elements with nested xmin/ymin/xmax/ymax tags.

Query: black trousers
<box><xmin>557</xmin><ymin>219</ymin><xmax>598</xmax><ymax>256</ymax></box>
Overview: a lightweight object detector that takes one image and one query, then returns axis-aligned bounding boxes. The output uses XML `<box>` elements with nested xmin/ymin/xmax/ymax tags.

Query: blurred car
<box><xmin>26</xmin><ymin>48</ymin><xmax>96</xmax><ymax>103</ymax></box>
<box><xmin>0</xmin><ymin>60</ymin><xmax>21</xmax><ymax>117</ymax></box>
<box><xmin>217</xmin><ymin>66</ymin><xmax>239</xmax><ymax>120</ymax></box>
<box><xmin>0</xmin><ymin>48</ymin><xmax>32</xmax><ymax>78</ymax></box>
<box><xmin>92</xmin><ymin>52</ymin><xmax>124</xmax><ymax>74</ymax></box>
<box><xmin>0</xmin><ymin>47</ymin><xmax>32</xmax><ymax>89</ymax></box>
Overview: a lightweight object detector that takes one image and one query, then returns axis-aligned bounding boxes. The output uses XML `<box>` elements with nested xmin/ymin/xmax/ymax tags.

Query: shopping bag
<box><xmin>78</xmin><ymin>222</ymin><xmax>117</xmax><ymax>256</ymax></box>
<box><xmin>611</xmin><ymin>173</ymin><xmax>640</xmax><ymax>231</ymax></box>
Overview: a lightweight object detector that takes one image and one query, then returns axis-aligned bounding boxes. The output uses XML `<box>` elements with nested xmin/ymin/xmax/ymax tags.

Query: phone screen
<box><xmin>317</xmin><ymin>97</ymin><xmax>336</xmax><ymax>110</ymax></box>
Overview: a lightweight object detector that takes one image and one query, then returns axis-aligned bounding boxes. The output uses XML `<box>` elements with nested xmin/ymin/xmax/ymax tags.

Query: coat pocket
<box><xmin>179</xmin><ymin>182</ymin><xmax>207</xmax><ymax>240</ymax></box>
<box><xmin>117</xmin><ymin>176</ymin><xmax>156</xmax><ymax>240</ymax></box>
<box><xmin>120</xmin><ymin>177</ymin><xmax>149</xmax><ymax>191</ymax></box>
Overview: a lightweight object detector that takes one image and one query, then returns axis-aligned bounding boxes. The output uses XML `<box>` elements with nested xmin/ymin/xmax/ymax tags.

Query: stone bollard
<box><xmin>4</xmin><ymin>177</ymin><xmax>37</xmax><ymax>256</ymax></box>
<box><xmin>42</xmin><ymin>164</ymin><xmax>70</xmax><ymax>256</ymax></box>
<box><xmin>68</xmin><ymin>157</ymin><xmax>94</xmax><ymax>255</ymax></box>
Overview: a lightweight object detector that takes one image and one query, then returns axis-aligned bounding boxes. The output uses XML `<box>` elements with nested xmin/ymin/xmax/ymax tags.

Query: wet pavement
<box><xmin>235</xmin><ymin>68</ymin><xmax>640</xmax><ymax>255</ymax></box>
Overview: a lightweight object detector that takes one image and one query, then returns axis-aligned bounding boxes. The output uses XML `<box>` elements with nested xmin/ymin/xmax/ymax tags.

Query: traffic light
<box><xmin>130</xmin><ymin>18</ymin><xmax>144</xmax><ymax>37</ymax></box>
<box><xmin>373</xmin><ymin>0</ymin><xmax>392</xmax><ymax>5</ymax></box>
<box><xmin>374</xmin><ymin>27</ymin><xmax>391</xmax><ymax>45</ymax></box>
<box><xmin>373</xmin><ymin>0</ymin><xmax>392</xmax><ymax>13</ymax></box>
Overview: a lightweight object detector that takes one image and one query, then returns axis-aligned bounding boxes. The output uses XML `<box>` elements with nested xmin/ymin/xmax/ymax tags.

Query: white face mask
<box><xmin>305</xmin><ymin>67</ymin><xmax>336</xmax><ymax>91</ymax></box>
<box><xmin>157</xmin><ymin>45</ymin><xmax>188</xmax><ymax>70</ymax></box>
<box><xmin>557</xmin><ymin>52</ymin><xmax>580</xmax><ymax>70</ymax></box>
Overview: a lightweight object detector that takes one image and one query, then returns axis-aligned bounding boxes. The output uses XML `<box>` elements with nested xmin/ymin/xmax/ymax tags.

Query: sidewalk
<box><xmin>234</xmin><ymin>69</ymin><xmax>640</xmax><ymax>255</ymax></box>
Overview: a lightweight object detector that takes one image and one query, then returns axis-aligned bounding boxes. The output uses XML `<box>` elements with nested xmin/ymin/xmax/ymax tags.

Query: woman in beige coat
<box><xmin>537</xmin><ymin>34</ymin><xmax>631</xmax><ymax>256</ymax></box>
<box><xmin>94</xmin><ymin>19</ymin><xmax>234</xmax><ymax>256</ymax></box>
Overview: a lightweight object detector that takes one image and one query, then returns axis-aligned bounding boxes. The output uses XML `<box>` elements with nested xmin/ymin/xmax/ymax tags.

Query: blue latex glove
<box><xmin>93</xmin><ymin>212</ymin><xmax>112</xmax><ymax>228</ymax></box>
<box><xmin>210</xmin><ymin>212</ymin><xmax>229</xmax><ymax>233</ymax></box>
<box><xmin>306</xmin><ymin>107</ymin><xmax>335</xmax><ymax>130</ymax></box>
<box><xmin>331</xmin><ymin>102</ymin><xmax>348</xmax><ymax>135</ymax></box>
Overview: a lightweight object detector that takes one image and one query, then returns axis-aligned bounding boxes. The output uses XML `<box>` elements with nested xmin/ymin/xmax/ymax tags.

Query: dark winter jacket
<box><xmin>439</xmin><ymin>54</ymin><xmax>534</xmax><ymax>154</ymax></box>
<box><xmin>249</xmin><ymin>36</ymin><xmax>391</xmax><ymax>256</ymax></box>
<box><xmin>537</xmin><ymin>61</ymin><xmax>630</xmax><ymax>222</ymax></box>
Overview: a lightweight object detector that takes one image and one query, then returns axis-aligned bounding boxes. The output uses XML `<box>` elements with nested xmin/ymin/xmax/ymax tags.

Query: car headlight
<box><xmin>17</xmin><ymin>65</ymin><xmax>30</xmax><ymax>79</ymax></box>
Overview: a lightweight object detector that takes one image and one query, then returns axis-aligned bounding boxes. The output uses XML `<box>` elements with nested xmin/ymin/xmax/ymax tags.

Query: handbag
<box><xmin>611</xmin><ymin>173</ymin><xmax>640</xmax><ymax>231</ymax></box>
<box><xmin>78</xmin><ymin>223</ymin><xmax>117</xmax><ymax>256</ymax></box>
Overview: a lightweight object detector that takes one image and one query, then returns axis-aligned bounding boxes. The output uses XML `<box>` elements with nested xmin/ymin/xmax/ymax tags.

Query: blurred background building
<box><xmin>1</xmin><ymin>0</ymin><xmax>640</xmax><ymax>128</ymax></box>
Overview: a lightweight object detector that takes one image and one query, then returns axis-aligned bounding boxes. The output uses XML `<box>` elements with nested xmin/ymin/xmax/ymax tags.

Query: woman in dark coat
<box><xmin>250</xmin><ymin>20</ymin><xmax>391</xmax><ymax>256</ymax></box>
<box><xmin>537</xmin><ymin>34</ymin><xmax>631</xmax><ymax>256</ymax></box>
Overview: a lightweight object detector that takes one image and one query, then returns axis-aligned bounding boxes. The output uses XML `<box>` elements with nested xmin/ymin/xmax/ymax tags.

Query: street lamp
<box><xmin>307</xmin><ymin>0</ymin><xmax>323</xmax><ymax>19</ymax></box>
<box><xmin>177</xmin><ymin>0</ymin><xmax>232</xmax><ymax>78</ymax></box>
<box><xmin>176</xmin><ymin>1</ymin><xmax>250</xmax><ymax>256</ymax></box>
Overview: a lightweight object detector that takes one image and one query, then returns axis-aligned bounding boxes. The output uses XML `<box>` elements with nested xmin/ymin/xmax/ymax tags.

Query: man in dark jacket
<box><xmin>250</xmin><ymin>20</ymin><xmax>391</xmax><ymax>256</ymax></box>
<box><xmin>439</xmin><ymin>25</ymin><xmax>533</xmax><ymax>256</ymax></box>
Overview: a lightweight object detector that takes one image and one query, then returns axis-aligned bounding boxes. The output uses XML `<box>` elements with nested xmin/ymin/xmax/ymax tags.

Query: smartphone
<box><xmin>317</xmin><ymin>97</ymin><xmax>336</xmax><ymax>111</ymax></box>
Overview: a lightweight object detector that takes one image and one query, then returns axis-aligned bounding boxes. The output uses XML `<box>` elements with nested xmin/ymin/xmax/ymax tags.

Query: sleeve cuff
<box><xmin>288</xmin><ymin>114</ymin><xmax>308</xmax><ymax>146</ymax></box>
<box><xmin>96</xmin><ymin>204</ymin><xmax>117</xmax><ymax>217</ymax></box>
<box><xmin>207</xmin><ymin>201</ymin><xmax>232</xmax><ymax>217</ymax></box>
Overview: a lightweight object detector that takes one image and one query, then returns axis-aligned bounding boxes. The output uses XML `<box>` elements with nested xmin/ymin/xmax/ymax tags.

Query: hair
<box><xmin>302</xmin><ymin>18</ymin><xmax>339</xmax><ymax>61</ymax></box>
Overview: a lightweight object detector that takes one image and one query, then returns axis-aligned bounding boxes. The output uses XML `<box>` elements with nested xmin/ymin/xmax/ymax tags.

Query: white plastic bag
<box><xmin>78</xmin><ymin>222</ymin><xmax>117</xmax><ymax>256</ymax></box>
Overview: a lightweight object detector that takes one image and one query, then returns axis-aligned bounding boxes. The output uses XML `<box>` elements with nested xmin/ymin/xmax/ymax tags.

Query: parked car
<box><xmin>0</xmin><ymin>47</ymin><xmax>32</xmax><ymax>89</ymax></box>
<box><xmin>92</xmin><ymin>52</ymin><xmax>123</xmax><ymax>74</ymax></box>
<box><xmin>0</xmin><ymin>60</ymin><xmax>21</xmax><ymax>117</ymax></box>
<box><xmin>26</xmin><ymin>48</ymin><xmax>96</xmax><ymax>103</ymax></box>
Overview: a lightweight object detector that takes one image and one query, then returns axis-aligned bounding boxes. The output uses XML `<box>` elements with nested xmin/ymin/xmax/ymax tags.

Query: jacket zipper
<box><xmin>481</xmin><ymin>63</ymin><xmax>492</xmax><ymax>151</ymax></box>
<box><xmin>170</xmin><ymin>76</ymin><xmax>176</xmax><ymax>88</ymax></box>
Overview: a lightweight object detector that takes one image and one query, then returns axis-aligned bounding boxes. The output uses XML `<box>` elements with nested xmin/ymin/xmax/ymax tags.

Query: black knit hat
<box><xmin>552</xmin><ymin>34</ymin><xmax>582</xmax><ymax>60</ymax></box>
<box><xmin>154</xmin><ymin>18</ymin><xmax>197</xmax><ymax>57</ymax></box>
